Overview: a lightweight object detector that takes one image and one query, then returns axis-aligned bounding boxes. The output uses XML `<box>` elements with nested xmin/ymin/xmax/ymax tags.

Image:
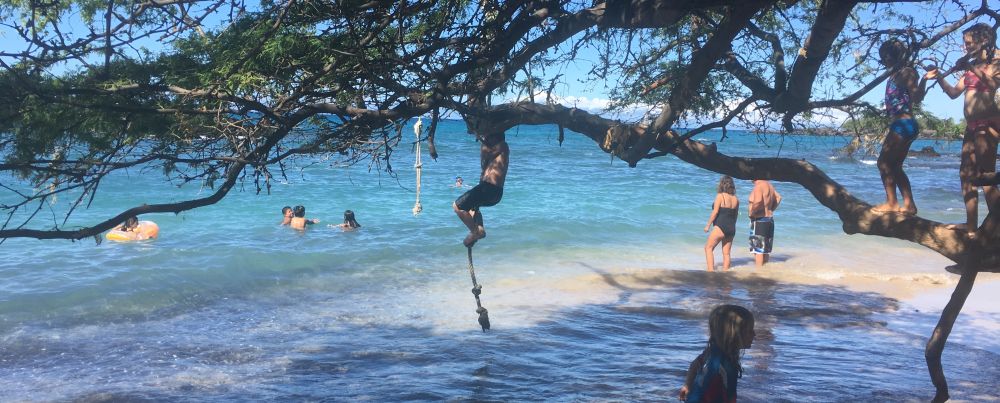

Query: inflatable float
<box><xmin>105</xmin><ymin>221</ymin><xmax>159</xmax><ymax>242</ymax></box>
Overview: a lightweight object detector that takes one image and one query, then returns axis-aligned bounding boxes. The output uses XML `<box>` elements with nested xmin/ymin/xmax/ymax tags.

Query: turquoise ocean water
<box><xmin>2</xmin><ymin>121</ymin><xmax>998</xmax><ymax>401</ymax></box>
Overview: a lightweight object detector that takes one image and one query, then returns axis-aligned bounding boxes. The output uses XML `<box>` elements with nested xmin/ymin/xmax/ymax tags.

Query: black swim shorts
<box><xmin>749</xmin><ymin>217</ymin><xmax>774</xmax><ymax>254</ymax></box>
<box><xmin>455</xmin><ymin>182</ymin><xmax>503</xmax><ymax>211</ymax></box>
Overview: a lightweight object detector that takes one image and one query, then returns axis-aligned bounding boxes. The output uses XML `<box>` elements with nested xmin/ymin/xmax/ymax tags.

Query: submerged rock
<box><xmin>908</xmin><ymin>146</ymin><xmax>940</xmax><ymax>157</ymax></box>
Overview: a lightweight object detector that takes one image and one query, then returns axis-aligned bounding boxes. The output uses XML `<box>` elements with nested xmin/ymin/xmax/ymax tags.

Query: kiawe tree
<box><xmin>1</xmin><ymin>0</ymin><xmax>997</xmax><ymax>400</ymax></box>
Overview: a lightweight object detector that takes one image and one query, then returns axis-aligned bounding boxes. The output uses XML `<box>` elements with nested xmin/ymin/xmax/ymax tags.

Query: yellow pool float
<box><xmin>105</xmin><ymin>221</ymin><xmax>159</xmax><ymax>242</ymax></box>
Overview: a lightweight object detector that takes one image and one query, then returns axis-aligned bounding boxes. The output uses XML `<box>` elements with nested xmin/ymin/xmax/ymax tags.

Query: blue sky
<box><xmin>528</xmin><ymin>2</ymin><xmax>980</xmax><ymax>125</ymax></box>
<box><xmin>0</xmin><ymin>2</ymin><xmax>983</xmax><ymax>125</ymax></box>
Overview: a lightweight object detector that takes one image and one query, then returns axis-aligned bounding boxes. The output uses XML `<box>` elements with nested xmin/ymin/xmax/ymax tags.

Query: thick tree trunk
<box><xmin>926</xmin><ymin>270</ymin><xmax>978</xmax><ymax>403</ymax></box>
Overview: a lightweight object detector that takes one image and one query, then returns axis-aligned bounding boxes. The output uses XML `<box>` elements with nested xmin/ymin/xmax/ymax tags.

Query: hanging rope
<box><xmin>412</xmin><ymin>117</ymin><xmax>423</xmax><ymax>216</ymax></box>
<box><xmin>467</xmin><ymin>246</ymin><xmax>491</xmax><ymax>331</ymax></box>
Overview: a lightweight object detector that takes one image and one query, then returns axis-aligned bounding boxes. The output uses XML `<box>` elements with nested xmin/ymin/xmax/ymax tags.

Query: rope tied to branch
<box><xmin>412</xmin><ymin>117</ymin><xmax>423</xmax><ymax>216</ymax></box>
<box><xmin>467</xmin><ymin>246</ymin><xmax>490</xmax><ymax>332</ymax></box>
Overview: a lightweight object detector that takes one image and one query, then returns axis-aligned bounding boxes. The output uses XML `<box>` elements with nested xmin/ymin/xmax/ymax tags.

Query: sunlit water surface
<box><xmin>2</xmin><ymin>122</ymin><xmax>998</xmax><ymax>401</ymax></box>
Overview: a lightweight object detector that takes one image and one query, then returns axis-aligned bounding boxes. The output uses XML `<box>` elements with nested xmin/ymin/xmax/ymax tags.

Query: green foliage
<box><xmin>915</xmin><ymin>108</ymin><xmax>963</xmax><ymax>139</ymax></box>
<box><xmin>840</xmin><ymin>106</ymin><xmax>963</xmax><ymax>139</ymax></box>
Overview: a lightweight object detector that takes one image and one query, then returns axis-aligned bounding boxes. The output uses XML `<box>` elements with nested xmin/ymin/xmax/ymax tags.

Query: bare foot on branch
<box><xmin>871</xmin><ymin>203</ymin><xmax>899</xmax><ymax>213</ymax></box>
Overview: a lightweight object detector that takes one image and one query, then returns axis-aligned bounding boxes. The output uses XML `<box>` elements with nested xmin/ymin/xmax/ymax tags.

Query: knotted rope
<box><xmin>467</xmin><ymin>246</ymin><xmax>491</xmax><ymax>332</ymax></box>
<box><xmin>412</xmin><ymin>117</ymin><xmax>423</xmax><ymax>216</ymax></box>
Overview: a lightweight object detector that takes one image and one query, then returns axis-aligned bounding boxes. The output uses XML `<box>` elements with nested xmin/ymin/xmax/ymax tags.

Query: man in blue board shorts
<box><xmin>748</xmin><ymin>179</ymin><xmax>781</xmax><ymax>267</ymax></box>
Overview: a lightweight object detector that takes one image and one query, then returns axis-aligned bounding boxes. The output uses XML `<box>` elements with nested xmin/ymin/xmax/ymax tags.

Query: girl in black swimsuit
<box><xmin>703</xmin><ymin>176</ymin><xmax>740</xmax><ymax>272</ymax></box>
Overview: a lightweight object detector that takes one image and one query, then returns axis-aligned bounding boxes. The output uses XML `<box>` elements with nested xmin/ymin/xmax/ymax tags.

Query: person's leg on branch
<box><xmin>949</xmin><ymin>128</ymin><xmax>979</xmax><ymax>237</ymax></box>
<box><xmin>875</xmin><ymin>132</ymin><xmax>902</xmax><ymax>213</ymax></box>
<box><xmin>976</xmin><ymin>125</ymin><xmax>1000</xmax><ymax>214</ymax></box>
<box><xmin>893</xmin><ymin>135</ymin><xmax>918</xmax><ymax>215</ymax></box>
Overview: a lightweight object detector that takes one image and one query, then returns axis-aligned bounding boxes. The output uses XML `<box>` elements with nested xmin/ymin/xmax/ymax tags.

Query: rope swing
<box><xmin>412</xmin><ymin>117</ymin><xmax>423</xmax><ymax>216</ymax></box>
<box><xmin>467</xmin><ymin>246</ymin><xmax>491</xmax><ymax>332</ymax></box>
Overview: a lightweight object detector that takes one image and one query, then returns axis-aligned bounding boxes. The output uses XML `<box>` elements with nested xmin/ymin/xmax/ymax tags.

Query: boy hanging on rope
<box><xmin>453</xmin><ymin>131</ymin><xmax>509</xmax><ymax>247</ymax></box>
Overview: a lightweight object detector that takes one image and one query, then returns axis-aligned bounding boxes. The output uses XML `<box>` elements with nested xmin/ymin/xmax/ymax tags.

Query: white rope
<box><xmin>412</xmin><ymin>117</ymin><xmax>423</xmax><ymax>216</ymax></box>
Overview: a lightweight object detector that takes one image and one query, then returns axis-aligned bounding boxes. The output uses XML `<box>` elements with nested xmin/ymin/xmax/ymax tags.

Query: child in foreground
<box><xmin>679</xmin><ymin>304</ymin><xmax>756</xmax><ymax>403</ymax></box>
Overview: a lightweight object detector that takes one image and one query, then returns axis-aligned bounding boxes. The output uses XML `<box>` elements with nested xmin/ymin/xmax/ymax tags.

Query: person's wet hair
<box><xmin>717</xmin><ymin>175</ymin><xmax>736</xmax><ymax>195</ymax></box>
<box><xmin>123</xmin><ymin>216</ymin><xmax>139</xmax><ymax>231</ymax></box>
<box><xmin>343</xmin><ymin>210</ymin><xmax>361</xmax><ymax>228</ymax></box>
<box><xmin>282</xmin><ymin>206</ymin><xmax>292</xmax><ymax>215</ymax></box>
<box><xmin>708</xmin><ymin>304</ymin><xmax>754</xmax><ymax>378</ymax></box>
<box><xmin>293</xmin><ymin>205</ymin><xmax>305</xmax><ymax>218</ymax></box>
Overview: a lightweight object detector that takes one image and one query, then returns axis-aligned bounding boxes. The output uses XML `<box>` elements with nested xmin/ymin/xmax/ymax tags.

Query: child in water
<box><xmin>331</xmin><ymin>210</ymin><xmax>362</xmax><ymax>231</ymax></box>
<box><xmin>280</xmin><ymin>206</ymin><xmax>293</xmax><ymax>225</ymax></box>
<box><xmin>873</xmin><ymin>38</ymin><xmax>927</xmax><ymax>215</ymax></box>
<box><xmin>679</xmin><ymin>304</ymin><xmax>756</xmax><ymax>403</ymax></box>
<box><xmin>117</xmin><ymin>216</ymin><xmax>140</xmax><ymax>232</ymax></box>
<box><xmin>289</xmin><ymin>205</ymin><xmax>320</xmax><ymax>230</ymax></box>
<box><xmin>108</xmin><ymin>215</ymin><xmax>158</xmax><ymax>241</ymax></box>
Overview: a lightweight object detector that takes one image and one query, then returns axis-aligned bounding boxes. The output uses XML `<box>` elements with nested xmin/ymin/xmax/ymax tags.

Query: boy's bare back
<box><xmin>480</xmin><ymin>134</ymin><xmax>509</xmax><ymax>187</ymax></box>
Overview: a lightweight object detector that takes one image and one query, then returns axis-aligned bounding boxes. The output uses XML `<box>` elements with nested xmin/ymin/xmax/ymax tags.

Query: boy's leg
<box><xmin>454</xmin><ymin>202</ymin><xmax>479</xmax><ymax>235</ymax></box>
<box><xmin>474</xmin><ymin>209</ymin><xmax>485</xmax><ymax>239</ymax></box>
<box><xmin>463</xmin><ymin>218</ymin><xmax>485</xmax><ymax>247</ymax></box>
<box><xmin>454</xmin><ymin>203</ymin><xmax>486</xmax><ymax>247</ymax></box>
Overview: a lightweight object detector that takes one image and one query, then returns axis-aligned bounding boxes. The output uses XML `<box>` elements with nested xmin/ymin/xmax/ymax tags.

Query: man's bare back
<box><xmin>748</xmin><ymin>180</ymin><xmax>781</xmax><ymax>219</ymax></box>
<box><xmin>480</xmin><ymin>134</ymin><xmax>509</xmax><ymax>187</ymax></box>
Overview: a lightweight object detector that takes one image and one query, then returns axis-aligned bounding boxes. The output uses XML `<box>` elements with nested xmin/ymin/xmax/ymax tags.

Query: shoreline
<box><xmin>479</xmin><ymin>251</ymin><xmax>1000</xmax><ymax>353</ymax></box>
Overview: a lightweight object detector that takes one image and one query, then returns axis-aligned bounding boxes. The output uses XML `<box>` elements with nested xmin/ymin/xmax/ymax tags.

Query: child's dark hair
<box><xmin>879</xmin><ymin>38</ymin><xmax>909</xmax><ymax>66</ymax></box>
<box><xmin>707</xmin><ymin>304</ymin><xmax>754</xmax><ymax>378</ymax></box>
<box><xmin>343</xmin><ymin>210</ymin><xmax>361</xmax><ymax>228</ymax></box>
<box><xmin>122</xmin><ymin>216</ymin><xmax>139</xmax><ymax>231</ymax></box>
<box><xmin>293</xmin><ymin>205</ymin><xmax>305</xmax><ymax>218</ymax></box>
<box><xmin>963</xmin><ymin>23</ymin><xmax>997</xmax><ymax>62</ymax></box>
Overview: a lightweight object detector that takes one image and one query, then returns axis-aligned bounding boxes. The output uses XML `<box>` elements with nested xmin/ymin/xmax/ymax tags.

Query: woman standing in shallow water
<box><xmin>704</xmin><ymin>176</ymin><xmax>739</xmax><ymax>272</ymax></box>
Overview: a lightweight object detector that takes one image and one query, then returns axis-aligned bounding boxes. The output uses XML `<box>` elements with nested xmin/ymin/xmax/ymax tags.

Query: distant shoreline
<box><xmin>742</xmin><ymin>127</ymin><xmax>962</xmax><ymax>141</ymax></box>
